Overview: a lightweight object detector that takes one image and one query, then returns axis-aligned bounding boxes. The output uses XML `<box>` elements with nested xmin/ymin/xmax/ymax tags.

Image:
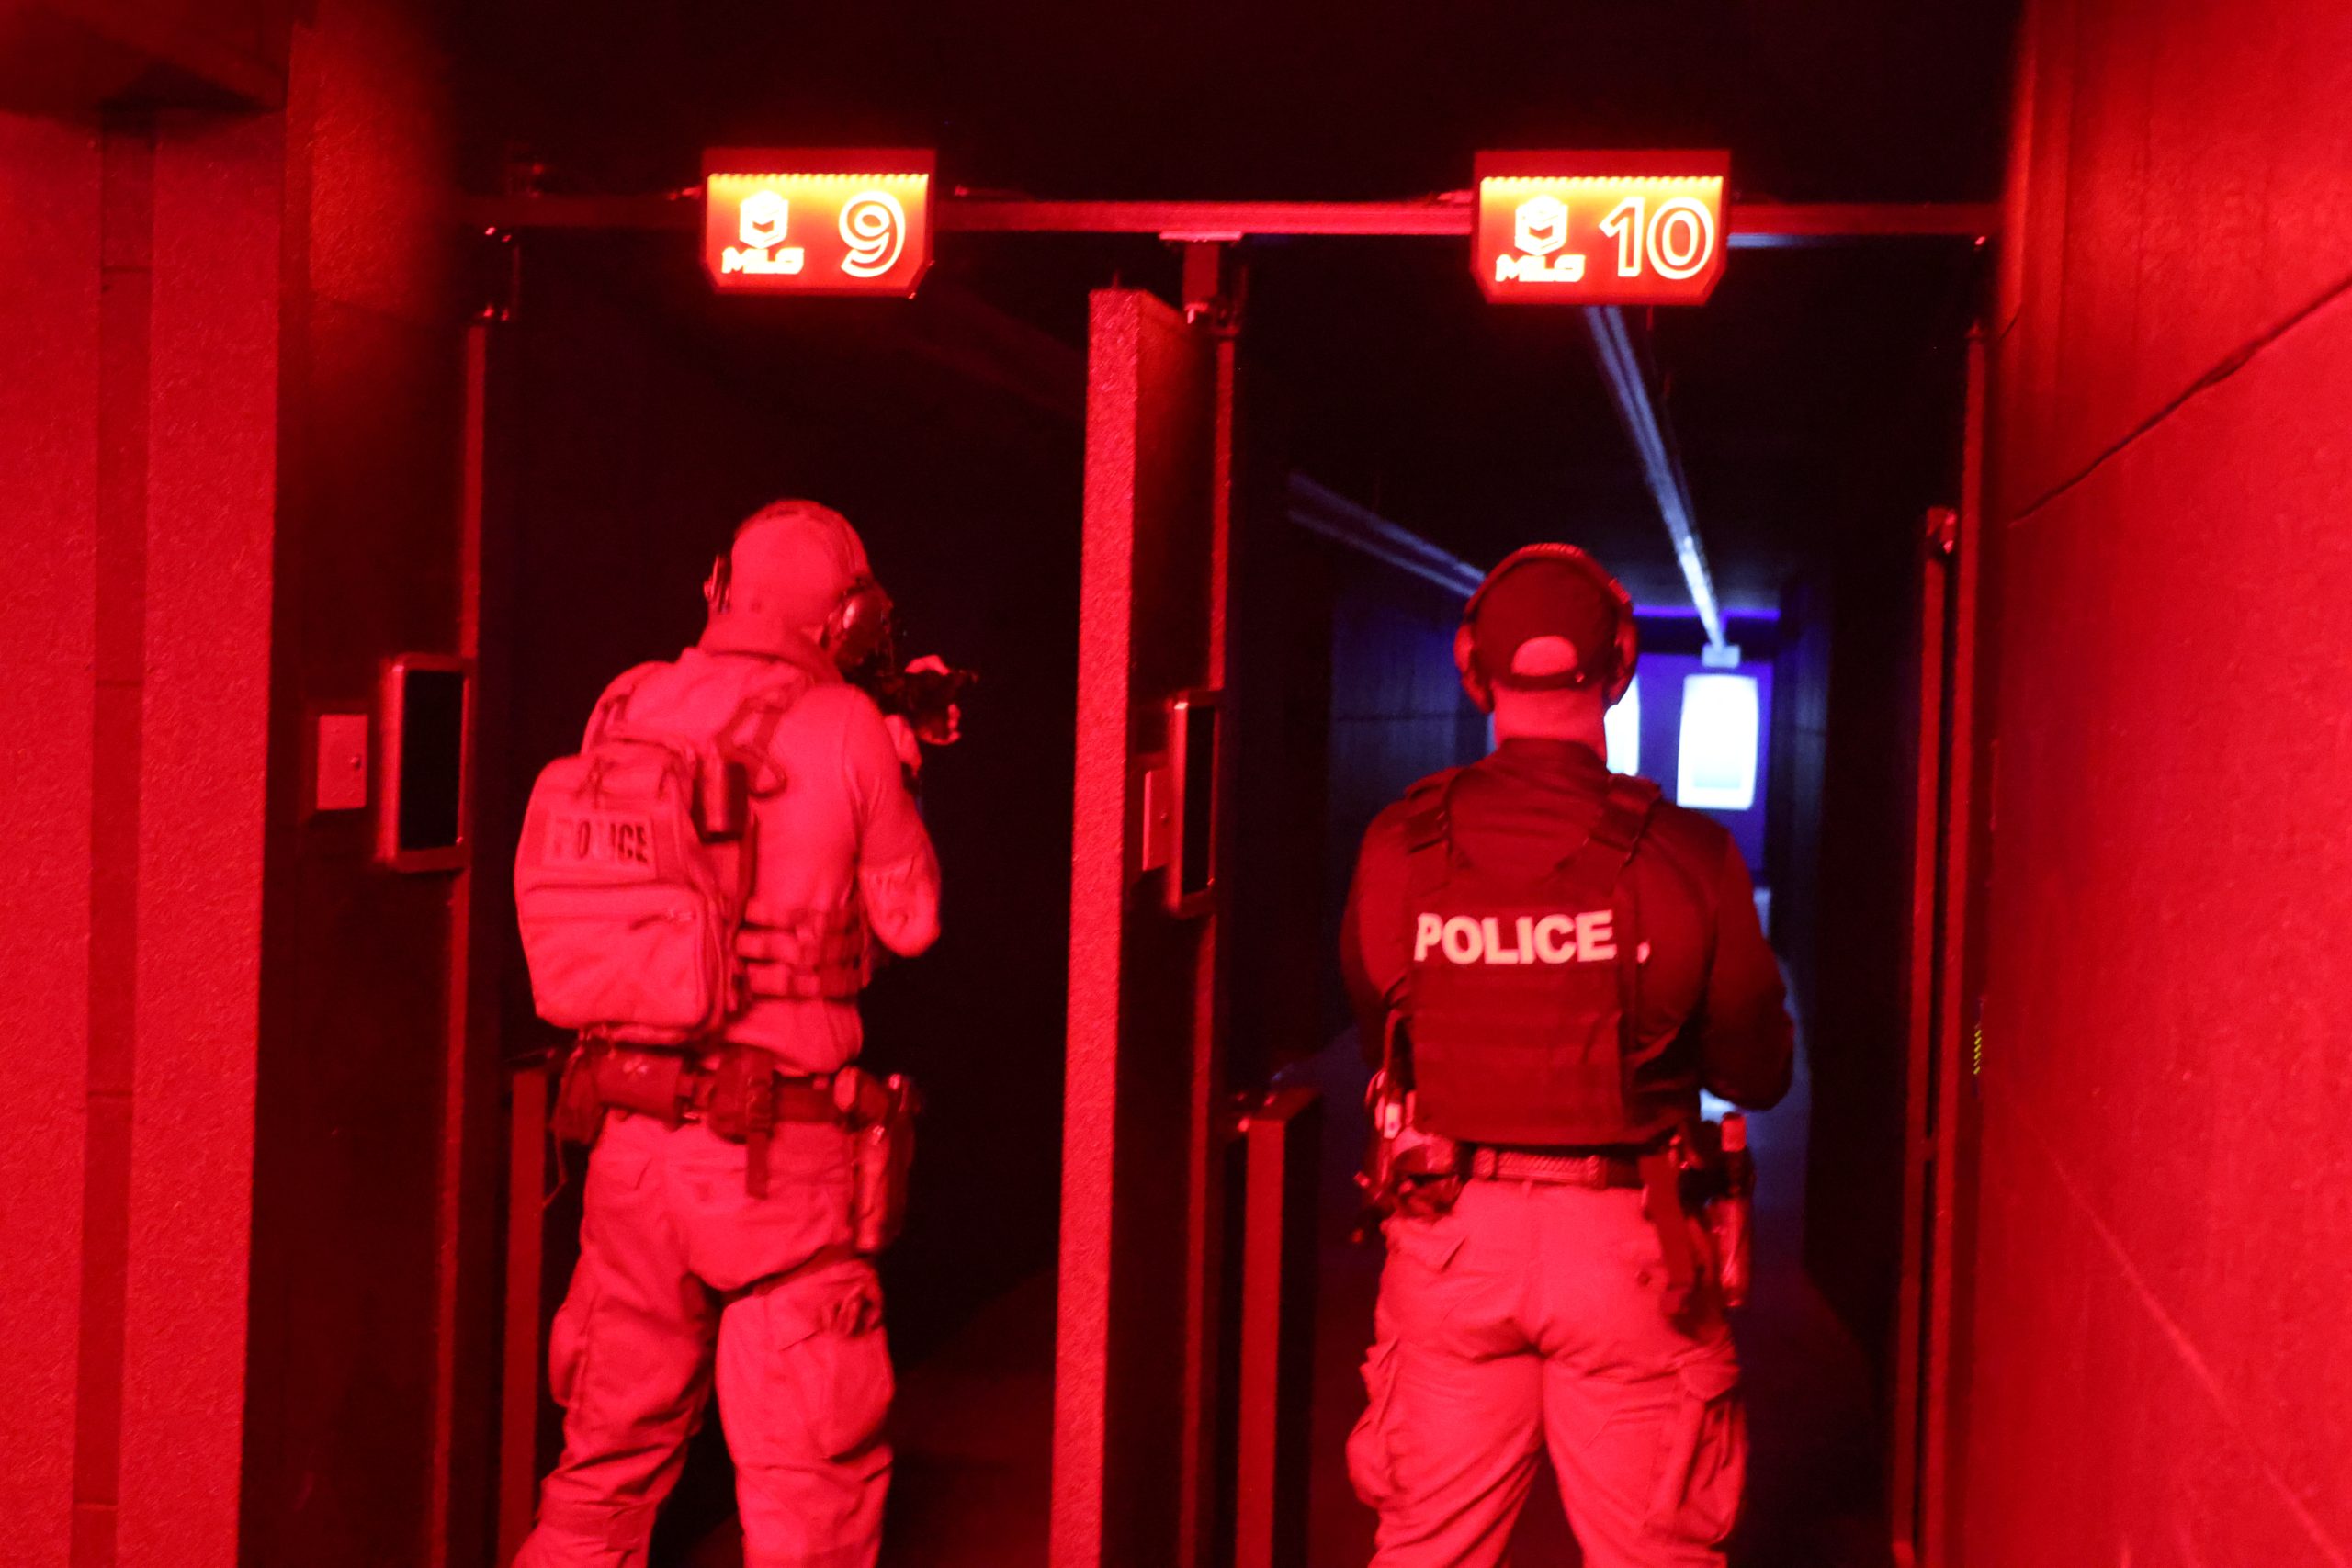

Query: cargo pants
<box><xmin>515</xmin><ymin>1110</ymin><xmax>892</xmax><ymax>1568</ymax></box>
<box><xmin>1349</xmin><ymin>1179</ymin><xmax>1746</xmax><ymax>1568</ymax></box>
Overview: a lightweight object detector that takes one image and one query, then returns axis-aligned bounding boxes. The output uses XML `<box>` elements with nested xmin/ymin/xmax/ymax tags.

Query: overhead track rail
<box><xmin>1287</xmin><ymin>476</ymin><xmax>1486</xmax><ymax>600</ymax></box>
<box><xmin>466</xmin><ymin>192</ymin><xmax>1998</xmax><ymax>246</ymax></box>
<box><xmin>1585</xmin><ymin>304</ymin><xmax>1727</xmax><ymax>651</ymax></box>
<box><xmin>469</xmin><ymin>185</ymin><xmax>1995</xmax><ymax>639</ymax></box>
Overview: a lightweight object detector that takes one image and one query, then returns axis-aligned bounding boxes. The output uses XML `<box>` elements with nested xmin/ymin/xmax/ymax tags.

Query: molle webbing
<box><xmin>747</xmin><ymin>908</ymin><xmax>871</xmax><ymax>999</ymax></box>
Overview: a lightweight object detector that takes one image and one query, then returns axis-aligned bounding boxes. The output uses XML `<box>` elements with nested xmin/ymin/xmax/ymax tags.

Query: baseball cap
<box><xmin>705</xmin><ymin>500</ymin><xmax>872</xmax><ymax>646</ymax></box>
<box><xmin>1468</xmin><ymin>548</ymin><xmax>1632</xmax><ymax>691</ymax></box>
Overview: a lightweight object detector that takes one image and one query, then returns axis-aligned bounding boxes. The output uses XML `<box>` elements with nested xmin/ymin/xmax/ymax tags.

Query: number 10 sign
<box><xmin>1473</xmin><ymin>151</ymin><xmax>1729</xmax><ymax>306</ymax></box>
<box><xmin>703</xmin><ymin>149</ymin><xmax>934</xmax><ymax>298</ymax></box>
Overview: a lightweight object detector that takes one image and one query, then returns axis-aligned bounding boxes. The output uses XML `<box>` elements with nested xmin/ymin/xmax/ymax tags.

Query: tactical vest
<box><xmin>1401</xmin><ymin>770</ymin><xmax>1660</xmax><ymax>1147</ymax></box>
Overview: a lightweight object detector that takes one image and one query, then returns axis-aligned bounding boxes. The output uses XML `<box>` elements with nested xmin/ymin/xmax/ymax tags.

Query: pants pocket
<box><xmin>1645</xmin><ymin>1350</ymin><xmax>1746</xmax><ymax>1546</ymax></box>
<box><xmin>806</xmin><ymin>1290</ymin><xmax>894</xmax><ymax>1461</ymax></box>
<box><xmin>1346</xmin><ymin>1339</ymin><xmax>1404</xmax><ymax>1507</ymax></box>
<box><xmin>742</xmin><ymin>1266</ymin><xmax>895</xmax><ymax>1463</ymax></box>
<box><xmin>1384</xmin><ymin>1209</ymin><xmax>1466</xmax><ymax>1274</ymax></box>
<box><xmin>547</xmin><ymin>1276</ymin><xmax>602</xmax><ymax>1411</ymax></box>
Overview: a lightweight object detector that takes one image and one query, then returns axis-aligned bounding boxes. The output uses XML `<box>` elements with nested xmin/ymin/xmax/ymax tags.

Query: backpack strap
<box><xmin>716</xmin><ymin>667</ymin><xmax>817</xmax><ymax>795</ymax></box>
<box><xmin>582</xmin><ymin>662</ymin><xmax>668</xmax><ymax>750</ymax></box>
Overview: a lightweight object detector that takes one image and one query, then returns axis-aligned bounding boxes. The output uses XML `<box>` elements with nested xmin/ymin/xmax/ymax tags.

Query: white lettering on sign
<box><xmin>546</xmin><ymin>812</ymin><xmax>658</xmax><ymax>877</ymax></box>
<box><xmin>1598</xmin><ymin>192</ymin><xmax>1718</xmax><ymax>283</ymax></box>
<box><xmin>1515</xmin><ymin>194</ymin><xmax>1568</xmax><ymax>256</ymax></box>
<box><xmin>1495</xmin><ymin>251</ymin><xmax>1587</xmax><ymax>284</ymax></box>
<box><xmin>1474</xmin><ymin>164</ymin><xmax>1728</xmax><ymax>304</ymax></box>
<box><xmin>1600</xmin><ymin>195</ymin><xmax>1645</xmax><ymax>276</ymax></box>
<box><xmin>1646</xmin><ymin>197</ymin><xmax>1716</xmax><ymax>280</ymax></box>
<box><xmin>1415</xmin><ymin>909</ymin><xmax>1615</xmax><ymax>964</ymax></box>
<box><xmin>722</xmin><ymin>245</ymin><xmax>806</xmax><ymax>275</ymax></box>
<box><xmin>722</xmin><ymin>187</ymin><xmax>807</xmax><ymax>276</ymax></box>
<box><xmin>836</xmin><ymin>189</ymin><xmax>908</xmax><ymax>277</ymax></box>
<box><xmin>1495</xmin><ymin>193</ymin><xmax>1589</xmax><ymax>284</ymax></box>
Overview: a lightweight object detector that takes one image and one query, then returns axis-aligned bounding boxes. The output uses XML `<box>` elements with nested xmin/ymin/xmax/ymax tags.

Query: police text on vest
<box><xmin>1414</xmin><ymin>912</ymin><xmax>1617</xmax><ymax>965</ymax></box>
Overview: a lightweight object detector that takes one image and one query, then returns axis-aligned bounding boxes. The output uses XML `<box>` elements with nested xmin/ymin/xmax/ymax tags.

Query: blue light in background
<box><xmin>1605</xmin><ymin>675</ymin><xmax>1642</xmax><ymax>775</ymax></box>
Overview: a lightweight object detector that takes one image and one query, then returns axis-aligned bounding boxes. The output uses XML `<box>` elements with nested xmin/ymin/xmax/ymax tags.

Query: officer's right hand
<box><xmin>902</xmin><ymin>654</ymin><xmax>965</xmax><ymax>747</ymax></box>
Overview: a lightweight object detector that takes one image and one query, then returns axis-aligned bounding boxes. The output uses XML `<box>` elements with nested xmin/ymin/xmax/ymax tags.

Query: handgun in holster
<box><xmin>1352</xmin><ymin>1016</ymin><xmax>1462</xmax><ymax>1241</ymax></box>
<box><xmin>1702</xmin><ymin>1112</ymin><xmax>1756</xmax><ymax>1309</ymax></box>
<box><xmin>834</xmin><ymin>1066</ymin><xmax>921</xmax><ymax>1255</ymax></box>
<box><xmin>1661</xmin><ymin>1112</ymin><xmax>1757</xmax><ymax>1314</ymax></box>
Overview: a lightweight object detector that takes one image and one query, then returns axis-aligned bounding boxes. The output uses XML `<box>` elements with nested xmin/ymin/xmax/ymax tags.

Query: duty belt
<box><xmin>1464</xmin><ymin>1144</ymin><xmax>1645</xmax><ymax>1189</ymax></box>
<box><xmin>575</xmin><ymin>1041</ymin><xmax>851</xmax><ymax>1198</ymax></box>
<box><xmin>679</xmin><ymin>1069</ymin><xmax>840</xmax><ymax>1128</ymax></box>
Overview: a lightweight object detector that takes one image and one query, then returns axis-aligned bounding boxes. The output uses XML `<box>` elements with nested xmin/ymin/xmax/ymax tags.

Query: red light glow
<box><xmin>1473</xmin><ymin>152</ymin><xmax>1730</xmax><ymax>306</ymax></box>
<box><xmin>702</xmin><ymin>149</ymin><xmax>934</xmax><ymax>298</ymax></box>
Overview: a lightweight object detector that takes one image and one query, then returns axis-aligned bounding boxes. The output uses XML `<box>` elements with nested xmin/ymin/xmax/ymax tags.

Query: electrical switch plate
<box><xmin>315</xmin><ymin>712</ymin><xmax>369</xmax><ymax>812</ymax></box>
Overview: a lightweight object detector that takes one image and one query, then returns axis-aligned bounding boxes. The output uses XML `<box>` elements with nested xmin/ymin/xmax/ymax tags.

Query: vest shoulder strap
<box><xmin>1556</xmin><ymin>774</ymin><xmax>1660</xmax><ymax>903</ymax></box>
<box><xmin>1401</xmin><ymin>771</ymin><xmax>1459</xmax><ymax>908</ymax></box>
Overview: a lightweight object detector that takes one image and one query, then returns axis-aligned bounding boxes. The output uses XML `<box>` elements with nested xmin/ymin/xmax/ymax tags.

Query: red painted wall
<box><xmin>0</xmin><ymin>105</ymin><xmax>283</xmax><ymax>1568</ymax></box>
<box><xmin>0</xmin><ymin>107</ymin><xmax>104</xmax><ymax>1568</ymax></box>
<box><xmin>119</xmin><ymin>108</ymin><xmax>284</xmax><ymax>1568</ymax></box>
<box><xmin>1966</xmin><ymin>2</ymin><xmax>2352</xmax><ymax>1562</ymax></box>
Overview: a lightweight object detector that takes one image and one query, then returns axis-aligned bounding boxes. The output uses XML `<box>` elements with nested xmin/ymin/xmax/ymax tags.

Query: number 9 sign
<box><xmin>704</xmin><ymin>149</ymin><xmax>934</xmax><ymax>298</ymax></box>
<box><xmin>838</xmin><ymin>190</ymin><xmax>909</xmax><ymax>277</ymax></box>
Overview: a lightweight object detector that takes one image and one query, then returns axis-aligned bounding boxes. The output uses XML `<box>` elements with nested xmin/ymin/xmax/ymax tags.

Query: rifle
<box><xmin>833</xmin><ymin>606</ymin><xmax>978</xmax><ymax>746</ymax></box>
<box><xmin>855</xmin><ymin>657</ymin><xmax>978</xmax><ymax>746</ymax></box>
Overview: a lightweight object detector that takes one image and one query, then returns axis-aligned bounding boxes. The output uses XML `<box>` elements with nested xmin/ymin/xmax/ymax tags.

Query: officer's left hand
<box><xmin>904</xmin><ymin>654</ymin><xmax>964</xmax><ymax>747</ymax></box>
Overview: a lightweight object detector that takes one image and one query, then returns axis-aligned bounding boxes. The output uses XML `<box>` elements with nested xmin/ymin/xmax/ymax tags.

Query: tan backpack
<box><xmin>514</xmin><ymin>667</ymin><xmax>800</xmax><ymax>1043</ymax></box>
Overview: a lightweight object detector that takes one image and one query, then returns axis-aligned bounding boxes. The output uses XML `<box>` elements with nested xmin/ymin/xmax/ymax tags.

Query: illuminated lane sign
<box><xmin>1473</xmin><ymin>152</ymin><xmax>1729</xmax><ymax>306</ymax></box>
<box><xmin>703</xmin><ymin>148</ymin><xmax>934</xmax><ymax>297</ymax></box>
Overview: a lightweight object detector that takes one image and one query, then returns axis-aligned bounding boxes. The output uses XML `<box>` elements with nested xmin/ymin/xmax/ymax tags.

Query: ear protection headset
<box><xmin>1453</xmin><ymin>543</ymin><xmax>1639</xmax><ymax>714</ymax></box>
<box><xmin>820</xmin><ymin>574</ymin><xmax>895</xmax><ymax>671</ymax></box>
<box><xmin>703</xmin><ymin>548</ymin><xmax>896</xmax><ymax>671</ymax></box>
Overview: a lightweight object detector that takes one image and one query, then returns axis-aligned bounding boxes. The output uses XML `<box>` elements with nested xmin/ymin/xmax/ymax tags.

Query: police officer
<box><xmin>516</xmin><ymin>501</ymin><xmax>944</xmax><ymax>1568</ymax></box>
<box><xmin>1341</xmin><ymin>544</ymin><xmax>1792</xmax><ymax>1568</ymax></box>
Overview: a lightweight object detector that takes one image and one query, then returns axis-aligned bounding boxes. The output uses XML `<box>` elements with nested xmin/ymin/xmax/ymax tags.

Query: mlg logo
<box><xmin>722</xmin><ymin>188</ymin><xmax>806</xmax><ymax>276</ymax></box>
<box><xmin>1494</xmin><ymin>194</ymin><xmax>1585</xmax><ymax>284</ymax></box>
